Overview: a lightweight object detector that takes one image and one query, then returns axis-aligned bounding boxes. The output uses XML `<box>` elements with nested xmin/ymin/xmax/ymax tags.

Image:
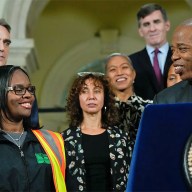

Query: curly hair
<box><xmin>66</xmin><ymin>73</ymin><xmax>119</xmax><ymax>128</ymax></box>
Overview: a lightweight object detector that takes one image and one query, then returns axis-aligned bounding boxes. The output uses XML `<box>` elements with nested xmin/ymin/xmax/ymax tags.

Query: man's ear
<box><xmin>165</xmin><ymin>20</ymin><xmax>171</xmax><ymax>32</ymax></box>
<box><xmin>138</xmin><ymin>28</ymin><xmax>144</xmax><ymax>37</ymax></box>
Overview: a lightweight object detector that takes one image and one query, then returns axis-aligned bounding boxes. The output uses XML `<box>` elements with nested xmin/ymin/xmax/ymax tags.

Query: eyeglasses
<box><xmin>77</xmin><ymin>72</ymin><xmax>105</xmax><ymax>77</ymax></box>
<box><xmin>7</xmin><ymin>85</ymin><xmax>36</xmax><ymax>95</ymax></box>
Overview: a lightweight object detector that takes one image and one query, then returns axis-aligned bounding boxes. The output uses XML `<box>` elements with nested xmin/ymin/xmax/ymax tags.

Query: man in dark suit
<box><xmin>129</xmin><ymin>3</ymin><xmax>172</xmax><ymax>100</ymax></box>
<box><xmin>153</xmin><ymin>18</ymin><xmax>192</xmax><ymax>104</ymax></box>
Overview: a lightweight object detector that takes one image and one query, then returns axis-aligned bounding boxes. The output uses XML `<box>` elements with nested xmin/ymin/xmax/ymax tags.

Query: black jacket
<box><xmin>129</xmin><ymin>47</ymin><xmax>172</xmax><ymax>100</ymax></box>
<box><xmin>0</xmin><ymin>129</ymin><xmax>55</xmax><ymax>192</ymax></box>
<box><xmin>153</xmin><ymin>80</ymin><xmax>192</xmax><ymax>104</ymax></box>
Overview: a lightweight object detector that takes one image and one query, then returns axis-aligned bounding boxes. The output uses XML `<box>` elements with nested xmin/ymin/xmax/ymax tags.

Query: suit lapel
<box><xmin>142</xmin><ymin>47</ymin><xmax>172</xmax><ymax>91</ymax></box>
<box><xmin>163</xmin><ymin>47</ymin><xmax>172</xmax><ymax>86</ymax></box>
<box><xmin>141</xmin><ymin>48</ymin><xmax>160</xmax><ymax>92</ymax></box>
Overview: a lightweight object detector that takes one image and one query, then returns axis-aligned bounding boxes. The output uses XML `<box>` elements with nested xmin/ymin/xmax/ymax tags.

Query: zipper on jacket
<box><xmin>19</xmin><ymin>146</ymin><xmax>30</xmax><ymax>192</ymax></box>
<box><xmin>20</xmin><ymin>148</ymin><xmax>24</xmax><ymax>157</ymax></box>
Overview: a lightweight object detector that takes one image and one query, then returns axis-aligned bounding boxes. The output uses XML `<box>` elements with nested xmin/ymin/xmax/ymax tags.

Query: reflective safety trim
<box><xmin>32</xmin><ymin>129</ymin><xmax>66</xmax><ymax>192</ymax></box>
<box><xmin>46</xmin><ymin>130</ymin><xmax>66</xmax><ymax>177</ymax></box>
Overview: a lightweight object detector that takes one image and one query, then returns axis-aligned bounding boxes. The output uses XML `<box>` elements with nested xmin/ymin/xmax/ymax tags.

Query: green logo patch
<box><xmin>35</xmin><ymin>153</ymin><xmax>50</xmax><ymax>164</ymax></box>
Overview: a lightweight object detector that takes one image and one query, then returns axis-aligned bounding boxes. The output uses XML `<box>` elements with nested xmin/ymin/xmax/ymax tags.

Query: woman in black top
<box><xmin>62</xmin><ymin>72</ymin><xmax>131</xmax><ymax>192</ymax></box>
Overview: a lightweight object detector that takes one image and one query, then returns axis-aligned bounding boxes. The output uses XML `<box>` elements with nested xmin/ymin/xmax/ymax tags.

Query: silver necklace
<box><xmin>4</xmin><ymin>130</ymin><xmax>24</xmax><ymax>149</ymax></box>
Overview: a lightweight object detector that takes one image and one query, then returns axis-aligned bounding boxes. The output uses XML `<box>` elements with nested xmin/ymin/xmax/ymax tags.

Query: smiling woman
<box><xmin>105</xmin><ymin>53</ymin><xmax>153</xmax><ymax>174</ymax></box>
<box><xmin>0</xmin><ymin>65</ymin><xmax>66</xmax><ymax>192</ymax></box>
<box><xmin>167</xmin><ymin>64</ymin><xmax>182</xmax><ymax>87</ymax></box>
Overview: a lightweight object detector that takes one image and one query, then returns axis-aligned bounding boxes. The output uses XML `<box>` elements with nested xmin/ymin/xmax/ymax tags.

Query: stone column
<box><xmin>8</xmin><ymin>38</ymin><xmax>38</xmax><ymax>74</ymax></box>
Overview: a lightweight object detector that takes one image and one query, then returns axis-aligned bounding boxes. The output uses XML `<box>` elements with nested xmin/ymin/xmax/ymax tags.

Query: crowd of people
<box><xmin>0</xmin><ymin>18</ymin><xmax>66</xmax><ymax>192</ymax></box>
<box><xmin>1</xmin><ymin>1</ymin><xmax>191</xmax><ymax>191</ymax></box>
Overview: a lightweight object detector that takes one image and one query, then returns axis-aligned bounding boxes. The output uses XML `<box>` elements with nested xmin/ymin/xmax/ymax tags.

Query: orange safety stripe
<box><xmin>32</xmin><ymin>129</ymin><xmax>66</xmax><ymax>192</ymax></box>
<box><xmin>47</xmin><ymin>130</ymin><xmax>65</xmax><ymax>177</ymax></box>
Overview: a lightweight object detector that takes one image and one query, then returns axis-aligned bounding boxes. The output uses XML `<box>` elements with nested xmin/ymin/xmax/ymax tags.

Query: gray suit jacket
<box><xmin>153</xmin><ymin>80</ymin><xmax>192</xmax><ymax>104</ymax></box>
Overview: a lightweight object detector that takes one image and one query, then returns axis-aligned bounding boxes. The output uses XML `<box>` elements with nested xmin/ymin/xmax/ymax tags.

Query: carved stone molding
<box><xmin>7</xmin><ymin>38</ymin><xmax>39</xmax><ymax>74</ymax></box>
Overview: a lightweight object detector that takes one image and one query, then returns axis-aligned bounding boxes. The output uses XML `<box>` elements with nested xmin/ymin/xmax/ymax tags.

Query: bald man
<box><xmin>153</xmin><ymin>18</ymin><xmax>192</xmax><ymax>103</ymax></box>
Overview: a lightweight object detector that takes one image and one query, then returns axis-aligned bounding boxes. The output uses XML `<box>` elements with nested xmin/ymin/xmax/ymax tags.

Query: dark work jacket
<box><xmin>153</xmin><ymin>80</ymin><xmax>192</xmax><ymax>104</ymax></box>
<box><xmin>0</xmin><ymin>129</ymin><xmax>55</xmax><ymax>192</ymax></box>
<box><xmin>129</xmin><ymin>47</ymin><xmax>172</xmax><ymax>100</ymax></box>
